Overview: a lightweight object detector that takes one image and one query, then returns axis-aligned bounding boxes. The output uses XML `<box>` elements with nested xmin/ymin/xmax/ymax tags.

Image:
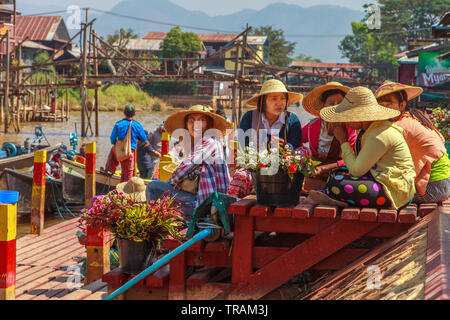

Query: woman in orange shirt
<box><xmin>375</xmin><ymin>81</ymin><xmax>450</xmax><ymax>204</ymax></box>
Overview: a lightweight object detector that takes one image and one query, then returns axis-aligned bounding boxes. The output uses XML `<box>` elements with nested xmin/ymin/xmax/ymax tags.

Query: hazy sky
<box><xmin>19</xmin><ymin>0</ymin><xmax>370</xmax><ymax>15</ymax></box>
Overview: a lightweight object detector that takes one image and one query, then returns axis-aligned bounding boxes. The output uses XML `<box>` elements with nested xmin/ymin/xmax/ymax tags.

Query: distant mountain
<box><xmin>20</xmin><ymin>0</ymin><xmax>365</xmax><ymax>62</ymax></box>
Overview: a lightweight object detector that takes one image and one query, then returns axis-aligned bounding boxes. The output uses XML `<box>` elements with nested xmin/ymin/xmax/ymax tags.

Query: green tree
<box><xmin>338</xmin><ymin>22</ymin><xmax>398</xmax><ymax>65</ymax></box>
<box><xmin>33</xmin><ymin>51</ymin><xmax>55</xmax><ymax>74</ymax></box>
<box><xmin>250</xmin><ymin>25</ymin><xmax>295</xmax><ymax>67</ymax></box>
<box><xmin>293</xmin><ymin>53</ymin><xmax>322</xmax><ymax>63</ymax></box>
<box><xmin>160</xmin><ymin>26</ymin><xmax>202</xmax><ymax>58</ymax></box>
<box><xmin>364</xmin><ymin>0</ymin><xmax>448</xmax><ymax>49</ymax></box>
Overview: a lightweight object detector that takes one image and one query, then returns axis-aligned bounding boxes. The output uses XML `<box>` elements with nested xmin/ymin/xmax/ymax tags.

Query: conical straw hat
<box><xmin>245</xmin><ymin>79</ymin><xmax>303</xmax><ymax>107</ymax></box>
<box><xmin>164</xmin><ymin>104</ymin><xmax>232</xmax><ymax>136</ymax></box>
<box><xmin>374</xmin><ymin>80</ymin><xmax>423</xmax><ymax>103</ymax></box>
<box><xmin>115</xmin><ymin>177</ymin><xmax>147</xmax><ymax>202</ymax></box>
<box><xmin>302</xmin><ymin>81</ymin><xmax>350</xmax><ymax>116</ymax></box>
<box><xmin>320</xmin><ymin>86</ymin><xmax>400</xmax><ymax>123</ymax></box>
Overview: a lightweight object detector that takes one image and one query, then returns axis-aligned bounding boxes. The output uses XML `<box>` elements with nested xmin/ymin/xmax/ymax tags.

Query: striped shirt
<box><xmin>169</xmin><ymin>136</ymin><xmax>230</xmax><ymax>206</ymax></box>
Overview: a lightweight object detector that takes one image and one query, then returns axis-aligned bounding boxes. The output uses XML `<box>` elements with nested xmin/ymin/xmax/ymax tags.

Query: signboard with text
<box><xmin>417</xmin><ymin>52</ymin><xmax>450</xmax><ymax>87</ymax></box>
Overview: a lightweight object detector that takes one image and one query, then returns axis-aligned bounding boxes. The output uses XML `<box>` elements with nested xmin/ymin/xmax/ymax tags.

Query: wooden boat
<box><xmin>0</xmin><ymin>168</ymin><xmax>61</xmax><ymax>214</ymax></box>
<box><xmin>0</xmin><ymin>143</ymin><xmax>61</xmax><ymax>172</ymax></box>
<box><xmin>61</xmin><ymin>158</ymin><xmax>123</xmax><ymax>204</ymax></box>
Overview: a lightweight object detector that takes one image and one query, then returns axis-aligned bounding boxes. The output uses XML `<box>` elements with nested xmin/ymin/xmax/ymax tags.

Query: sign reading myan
<box><xmin>418</xmin><ymin>52</ymin><xmax>450</xmax><ymax>87</ymax></box>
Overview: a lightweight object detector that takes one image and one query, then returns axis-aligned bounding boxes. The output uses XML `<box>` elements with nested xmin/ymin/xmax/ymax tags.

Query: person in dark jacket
<box><xmin>137</xmin><ymin>125</ymin><xmax>163</xmax><ymax>179</ymax></box>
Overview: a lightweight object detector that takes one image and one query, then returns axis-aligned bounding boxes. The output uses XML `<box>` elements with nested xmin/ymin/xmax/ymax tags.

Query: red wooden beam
<box><xmin>425</xmin><ymin>211</ymin><xmax>450</xmax><ymax>300</ymax></box>
<box><xmin>231</xmin><ymin>214</ymin><xmax>254</xmax><ymax>285</ymax></box>
<box><xmin>273</xmin><ymin>206</ymin><xmax>293</xmax><ymax>217</ymax></box>
<box><xmin>359</xmin><ymin>208</ymin><xmax>378</xmax><ymax>222</ymax></box>
<box><xmin>254</xmin><ymin>216</ymin><xmax>338</xmax><ymax>234</ymax></box>
<box><xmin>419</xmin><ymin>203</ymin><xmax>438</xmax><ymax>217</ymax></box>
<box><xmin>313</xmin><ymin>205</ymin><xmax>338</xmax><ymax>219</ymax></box>
<box><xmin>228</xmin><ymin>199</ymin><xmax>257</xmax><ymax>215</ymax></box>
<box><xmin>341</xmin><ymin>208</ymin><xmax>360</xmax><ymax>220</ymax></box>
<box><xmin>168</xmin><ymin>251</ymin><xmax>186</xmax><ymax>300</ymax></box>
<box><xmin>227</xmin><ymin>220</ymin><xmax>379</xmax><ymax>300</ymax></box>
<box><xmin>398</xmin><ymin>205</ymin><xmax>417</xmax><ymax>224</ymax></box>
<box><xmin>249</xmin><ymin>204</ymin><xmax>271</xmax><ymax>217</ymax></box>
<box><xmin>292</xmin><ymin>202</ymin><xmax>315</xmax><ymax>219</ymax></box>
<box><xmin>378</xmin><ymin>209</ymin><xmax>398</xmax><ymax>223</ymax></box>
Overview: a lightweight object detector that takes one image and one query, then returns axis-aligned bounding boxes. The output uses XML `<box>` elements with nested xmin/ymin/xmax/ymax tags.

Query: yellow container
<box><xmin>159</xmin><ymin>154</ymin><xmax>176</xmax><ymax>182</ymax></box>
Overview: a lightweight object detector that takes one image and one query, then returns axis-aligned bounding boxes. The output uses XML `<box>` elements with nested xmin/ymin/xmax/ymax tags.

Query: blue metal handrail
<box><xmin>104</xmin><ymin>228</ymin><xmax>213</xmax><ymax>300</ymax></box>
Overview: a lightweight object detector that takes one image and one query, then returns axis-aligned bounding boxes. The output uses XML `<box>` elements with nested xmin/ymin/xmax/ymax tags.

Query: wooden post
<box><xmin>85</xmin><ymin>225</ymin><xmax>110</xmax><ymax>285</ymax></box>
<box><xmin>65</xmin><ymin>88</ymin><xmax>69</xmax><ymax>120</ymax></box>
<box><xmin>30</xmin><ymin>150</ymin><xmax>47</xmax><ymax>235</ymax></box>
<box><xmin>85</xmin><ymin>142</ymin><xmax>96</xmax><ymax>209</ymax></box>
<box><xmin>161</xmin><ymin>132</ymin><xmax>170</xmax><ymax>156</ymax></box>
<box><xmin>93</xmin><ymin>30</ymin><xmax>99</xmax><ymax>137</ymax></box>
<box><xmin>4</xmin><ymin>29</ymin><xmax>10</xmax><ymax>133</ymax></box>
<box><xmin>0</xmin><ymin>202</ymin><xmax>17</xmax><ymax>300</ymax></box>
<box><xmin>80</xmin><ymin>9</ymin><xmax>89</xmax><ymax>137</ymax></box>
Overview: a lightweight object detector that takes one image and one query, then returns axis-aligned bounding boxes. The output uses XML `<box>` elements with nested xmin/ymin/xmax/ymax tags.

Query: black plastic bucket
<box><xmin>118</xmin><ymin>238</ymin><xmax>156</xmax><ymax>274</ymax></box>
<box><xmin>252</xmin><ymin>171</ymin><xmax>304</xmax><ymax>207</ymax></box>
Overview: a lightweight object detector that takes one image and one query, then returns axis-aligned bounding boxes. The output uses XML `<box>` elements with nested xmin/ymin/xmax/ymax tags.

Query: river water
<box><xmin>1</xmin><ymin>106</ymin><xmax>314</xmax><ymax>238</ymax></box>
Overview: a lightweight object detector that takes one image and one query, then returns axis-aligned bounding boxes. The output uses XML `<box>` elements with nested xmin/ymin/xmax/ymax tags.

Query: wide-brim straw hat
<box><xmin>115</xmin><ymin>177</ymin><xmax>147</xmax><ymax>202</ymax></box>
<box><xmin>245</xmin><ymin>79</ymin><xmax>303</xmax><ymax>107</ymax></box>
<box><xmin>320</xmin><ymin>86</ymin><xmax>400</xmax><ymax>123</ymax></box>
<box><xmin>164</xmin><ymin>104</ymin><xmax>232</xmax><ymax>136</ymax></box>
<box><xmin>374</xmin><ymin>80</ymin><xmax>423</xmax><ymax>103</ymax></box>
<box><xmin>302</xmin><ymin>82</ymin><xmax>350</xmax><ymax>117</ymax></box>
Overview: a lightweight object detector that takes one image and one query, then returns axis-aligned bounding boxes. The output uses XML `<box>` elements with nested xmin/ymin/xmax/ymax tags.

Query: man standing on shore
<box><xmin>105</xmin><ymin>104</ymin><xmax>149</xmax><ymax>182</ymax></box>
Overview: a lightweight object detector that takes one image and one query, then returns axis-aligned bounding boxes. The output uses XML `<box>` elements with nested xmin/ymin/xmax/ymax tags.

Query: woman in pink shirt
<box><xmin>375</xmin><ymin>81</ymin><xmax>450</xmax><ymax>204</ymax></box>
<box><xmin>300</xmin><ymin>82</ymin><xmax>357</xmax><ymax>190</ymax></box>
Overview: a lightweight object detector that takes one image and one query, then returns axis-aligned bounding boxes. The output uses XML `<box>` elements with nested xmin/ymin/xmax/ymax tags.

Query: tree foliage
<box><xmin>250</xmin><ymin>25</ymin><xmax>295</xmax><ymax>67</ymax></box>
<box><xmin>338</xmin><ymin>22</ymin><xmax>398</xmax><ymax>65</ymax></box>
<box><xmin>293</xmin><ymin>53</ymin><xmax>322</xmax><ymax>63</ymax></box>
<box><xmin>339</xmin><ymin>0</ymin><xmax>447</xmax><ymax>65</ymax></box>
<box><xmin>160</xmin><ymin>26</ymin><xmax>203</xmax><ymax>58</ymax></box>
<box><xmin>106</xmin><ymin>28</ymin><xmax>139</xmax><ymax>47</ymax></box>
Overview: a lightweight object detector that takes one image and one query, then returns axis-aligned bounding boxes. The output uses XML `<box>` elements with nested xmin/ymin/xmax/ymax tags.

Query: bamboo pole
<box><xmin>93</xmin><ymin>30</ymin><xmax>99</xmax><ymax>137</ymax></box>
<box><xmin>4</xmin><ymin>30</ymin><xmax>10</xmax><ymax>133</ymax></box>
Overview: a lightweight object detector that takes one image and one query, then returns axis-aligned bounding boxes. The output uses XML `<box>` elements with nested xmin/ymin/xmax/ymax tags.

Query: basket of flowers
<box><xmin>236</xmin><ymin>144</ymin><xmax>316</xmax><ymax>207</ymax></box>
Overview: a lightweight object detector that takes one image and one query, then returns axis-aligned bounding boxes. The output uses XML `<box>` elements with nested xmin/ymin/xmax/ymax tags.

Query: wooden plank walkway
<box><xmin>15</xmin><ymin>217</ymin><xmax>107</xmax><ymax>300</ymax></box>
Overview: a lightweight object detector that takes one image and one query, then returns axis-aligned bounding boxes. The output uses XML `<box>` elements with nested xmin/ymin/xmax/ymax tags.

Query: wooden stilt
<box><xmin>0</xmin><ymin>202</ymin><xmax>17</xmax><ymax>300</ymax></box>
<box><xmin>30</xmin><ymin>150</ymin><xmax>47</xmax><ymax>235</ymax></box>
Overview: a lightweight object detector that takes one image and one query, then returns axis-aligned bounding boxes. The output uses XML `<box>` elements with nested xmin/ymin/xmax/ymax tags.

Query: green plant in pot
<box><xmin>79</xmin><ymin>177</ymin><xmax>184</xmax><ymax>274</ymax></box>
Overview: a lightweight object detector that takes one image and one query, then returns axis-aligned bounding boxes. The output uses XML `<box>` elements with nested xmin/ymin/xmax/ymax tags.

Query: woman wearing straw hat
<box><xmin>226</xmin><ymin>79</ymin><xmax>303</xmax><ymax>199</ymax></box>
<box><xmin>238</xmin><ymin>79</ymin><xmax>303</xmax><ymax>149</ymax></box>
<box><xmin>375</xmin><ymin>80</ymin><xmax>450</xmax><ymax>204</ymax></box>
<box><xmin>145</xmin><ymin>104</ymin><xmax>232</xmax><ymax>221</ymax></box>
<box><xmin>300</xmin><ymin>82</ymin><xmax>357</xmax><ymax>190</ymax></box>
<box><xmin>309</xmin><ymin>86</ymin><xmax>416</xmax><ymax>210</ymax></box>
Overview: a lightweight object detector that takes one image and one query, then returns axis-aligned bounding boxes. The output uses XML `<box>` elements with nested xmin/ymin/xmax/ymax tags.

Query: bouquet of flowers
<box><xmin>429</xmin><ymin>107</ymin><xmax>449</xmax><ymax>141</ymax></box>
<box><xmin>78</xmin><ymin>190</ymin><xmax>184</xmax><ymax>242</ymax></box>
<box><xmin>236</xmin><ymin>143</ymin><xmax>316</xmax><ymax>180</ymax></box>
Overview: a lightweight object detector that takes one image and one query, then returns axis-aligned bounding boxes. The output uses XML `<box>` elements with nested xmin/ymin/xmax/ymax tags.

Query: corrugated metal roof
<box><xmin>15</xmin><ymin>16</ymin><xmax>62</xmax><ymax>42</ymax></box>
<box><xmin>291</xmin><ymin>61</ymin><xmax>365</xmax><ymax>69</ymax></box>
<box><xmin>22</xmin><ymin>40</ymin><xmax>53</xmax><ymax>51</ymax></box>
<box><xmin>142</xmin><ymin>32</ymin><xmax>167</xmax><ymax>40</ymax></box>
<box><xmin>120</xmin><ymin>38</ymin><xmax>163</xmax><ymax>51</ymax></box>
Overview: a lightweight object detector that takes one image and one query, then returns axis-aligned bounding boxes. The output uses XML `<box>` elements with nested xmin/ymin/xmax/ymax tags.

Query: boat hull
<box><xmin>0</xmin><ymin>144</ymin><xmax>61</xmax><ymax>172</ymax></box>
<box><xmin>61</xmin><ymin>158</ymin><xmax>122</xmax><ymax>204</ymax></box>
<box><xmin>0</xmin><ymin>168</ymin><xmax>61</xmax><ymax>214</ymax></box>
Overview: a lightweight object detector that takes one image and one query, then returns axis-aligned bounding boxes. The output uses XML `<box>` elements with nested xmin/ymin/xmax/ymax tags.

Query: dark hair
<box><xmin>257</xmin><ymin>92</ymin><xmax>289</xmax><ymax>113</ymax></box>
<box><xmin>124</xmin><ymin>109</ymin><xmax>135</xmax><ymax>118</ymax></box>
<box><xmin>321</xmin><ymin>89</ymin><xmax>346</xmax><ymax>103</ymax></box>
<box><xmin>393</xmin><ymin>90</ymin><xmax>408</xmax><ymax>103</ymax></box>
